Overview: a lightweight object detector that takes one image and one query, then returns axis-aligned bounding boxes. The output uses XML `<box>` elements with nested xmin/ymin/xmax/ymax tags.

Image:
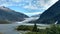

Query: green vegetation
<box><xmin>46</xmin><ymin>24</ymin><xmax>60</xmax><ymax>34</ymax></box>
<box><xmin>26</xmin><ymin>32</ymin><xmax>41</xmax><ymax>34</ymax></box>
<box><xmin>16</xmin><ymin>23</ymin><xmax>39</xmax><ymax>32</ymax></box>
<box><xmin>16</xmin><ymin>24</ymin><xmax>60</xmax><ymax>34</ymax></box>
<box><xmin>32</xmin><ymin>23</ymin><xmax>38</xmax><ymax>32</ymax></box>
<box><xmin>26</xmin><ymin>32</ymin><xmax>47</xmax><ymax>34</ymax></box>
<box><xmin>25</xmin><ymin>24</ymin><xmax>60</xmax><ymax>34</ymax></box>
<box><xmin>16</xmin><ymin>25</ymin><xmax>34</xmax><ymax>31</ymax></box>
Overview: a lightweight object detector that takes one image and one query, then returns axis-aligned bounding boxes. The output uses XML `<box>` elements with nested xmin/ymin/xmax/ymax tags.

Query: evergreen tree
<box><xmin>32</xmin><ymin>23</ymin><xmax>37</xmax><ymax>32</ymax></box>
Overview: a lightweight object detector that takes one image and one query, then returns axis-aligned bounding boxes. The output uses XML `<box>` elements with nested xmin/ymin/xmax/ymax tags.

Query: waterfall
<box><xmin>55</xmin><ymin>21</ymin><xmax>58</xmax><ymax>24</ymax></box>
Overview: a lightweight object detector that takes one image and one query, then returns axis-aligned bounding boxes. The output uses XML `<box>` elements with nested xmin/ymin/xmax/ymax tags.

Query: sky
<box><xmin>0</xmin><ymin>0</ymin><xmax>58</xmax><ymax>16</ymax></box>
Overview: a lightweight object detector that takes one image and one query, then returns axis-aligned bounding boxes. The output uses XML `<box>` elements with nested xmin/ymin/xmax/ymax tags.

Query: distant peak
<box><xmin>0</xmin><ymin>6</ymin><xmax>12</xmax><ymax>12</ymax></box>
<box><xmin>0</xmin><ymin>6</ymin><xmax>6</xmax><ymax>8</ymax></box>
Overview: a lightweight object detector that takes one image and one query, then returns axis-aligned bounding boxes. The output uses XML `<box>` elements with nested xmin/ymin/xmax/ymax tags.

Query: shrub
<box><xmin>46</xmin><ymin>24</ymin><xmax>60</xmax><ymax>34</ymax></box>
<box><xmin>16</xmin><ymin>25</ymin><xmax>34</xmax><ymax>31</ymax></box>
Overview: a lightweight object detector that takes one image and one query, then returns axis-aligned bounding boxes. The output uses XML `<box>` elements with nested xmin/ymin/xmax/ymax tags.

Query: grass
<box><xmin>16</xmin><ymin>25</ymin><xmax>47</xmax><ymax>34</ymax></box>
<box><xmin>16</xmin><ymin>25</ymin><xmax>34</xmax><ymax>31</ymax></box>
<box><xmin>26</xmin><ymin>32</ymin><xmax>40</xmax><ymax>34</ymax></box>
<box><xmin>25</xmin><ymin>31</ymin><xmax>46</xmax><ymax>34</ymax></box>
<box><xmin>16</xmin><ymin>24</ymin><xmax>60</xmax><ymax>34</ymax></box>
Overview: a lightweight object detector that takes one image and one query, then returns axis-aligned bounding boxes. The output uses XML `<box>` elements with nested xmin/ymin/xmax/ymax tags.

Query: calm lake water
<box><xmin>0</xmin><ymin>24</ymin><xmax>20</xmax><ymax>34</ymax></box>
<box><xmin>0</xmin><ymin>23</ymin><xmax>49</xmax><ymax>34</ymax></box>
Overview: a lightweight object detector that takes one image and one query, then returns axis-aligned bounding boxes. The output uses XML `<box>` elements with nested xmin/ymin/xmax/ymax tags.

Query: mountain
<box><xmin>0</xmin><ymin>6</ymin><xmax>29</xmax><ymax>24</ymax></box>
<box><xmin>35</xmin><ymin>0</ymin><xmax>60</xmax><ymax>24</ymax></box>
<box><xmin>31</xmin><ymin>14</ymin><xmax>40</xmax><ymax>17</ymax></box>
<box><xmin>27</xmin><ymin>14</ymin><xmax>40</xmax><ymax>23</ymax></box>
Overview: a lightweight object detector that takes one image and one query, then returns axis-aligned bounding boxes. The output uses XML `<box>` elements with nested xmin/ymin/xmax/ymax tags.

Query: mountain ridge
<box><xmin>0</xmin><ymin>6</ymin><xmax>29</xmax><ymax>24</ymax></box>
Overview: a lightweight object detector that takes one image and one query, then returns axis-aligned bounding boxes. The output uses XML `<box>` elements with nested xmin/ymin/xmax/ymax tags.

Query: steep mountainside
<box><xmin>36</xmin><ymin>0</ymin><xmax>60</xmax><ymax>24</ymax></box>
<box><xmin>0</xmin><ymin>6</ymin><xmax>29</xmax><ymax>24</ymax></box>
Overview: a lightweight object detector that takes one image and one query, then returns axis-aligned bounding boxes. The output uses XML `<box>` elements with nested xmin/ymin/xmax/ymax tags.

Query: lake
<box><xmin>0</xmin><ymin>23</ymin><xmax>49</xmax><ymax>34</ymax></box>
<box><xmin>0</xmin><ymin>24</ymin><xmax>20</xmax><ymax>34</ymax></box>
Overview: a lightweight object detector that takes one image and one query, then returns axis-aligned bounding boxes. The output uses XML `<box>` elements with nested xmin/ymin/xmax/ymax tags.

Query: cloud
<box><xmin>0</xmin><ymin>0</ymin><xmax>23</xmax><ymax>6</ymax></box>
<box><xmin>22</xmin><ymin>0</ymin><xmax>58</xmax><ymax>10</ymax></box>
<box><xmin>45</xmin><ymin>0</ymin><xmax>58</xmax><ymax>9</ymax></box>
<box><xmin>11</xmin><ymin>0</ymin><xmax>22</xmax><ymax>2</ymax></box>
<box><xmin>24</xmin><ymin>12</ymin><xmax>43</xmax><ymax>16</ymax></box>
<box><xmin>34</xmin><ymin>0</ymin><xmax>58</xmax><ymax>10</ymax></box>
<box><xmin>0</xmin><ymin>0</ymin><xmax>58</xmax><ymax>10</ymax></box>
<box><xmin>23</xmin><ymin>5</ymin><xmax>38</xmax><ymax>9</ymax></box>
<box><xmin>0</xmin><ymin>0</ymin><xmax>58</xmax><ymax>16</ymax></box>
<box><xmin>0</xmin><ymin>0</ymin><xmax>58</xmax><ymax>14</ymax></box>
<box><xmin>22</xmin><ymin>0</ymin><xmax>45</xmax><ymax>10</ymax></box>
